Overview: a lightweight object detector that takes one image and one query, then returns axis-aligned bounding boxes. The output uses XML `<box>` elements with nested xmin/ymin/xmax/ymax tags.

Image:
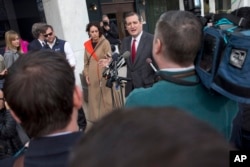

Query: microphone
<box><xmin>146</xmin><ymin>58</ymin><xmax>157</xmax><ymax>72</ymax></box>
<box><xmin>116</xmin><ymin>51</ymin><xmax>130</xmax><ymax>68</ymax></box>
<box><xmin>103</xmin><ymin>51</ymin><xmax>131</xmax><ymax>77</ymax></box>
<box><xmin>110</xmin><ymin>51</ymin><xmax>130</xmax><ymax>68</ymax></box>
<box><xmin>120</xmin><ymin>50</ymin><xmax>131</xmax><ymax>58</ymax></box>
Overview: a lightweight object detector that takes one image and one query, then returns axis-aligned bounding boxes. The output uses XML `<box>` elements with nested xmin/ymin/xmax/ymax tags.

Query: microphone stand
<box><xmin>116</xmin><ymin>76</ymin><xmax>131</xmax><ymax>107</ymax></box>
<box><xmin>106</xmin><ymin>59</ymin><xmax>131</xmax><ymax>108</ymax></box>
<box><xmin>111</xmin><ymin>59</ymin><xmax>118</xmax><ymax>108</ymax></box>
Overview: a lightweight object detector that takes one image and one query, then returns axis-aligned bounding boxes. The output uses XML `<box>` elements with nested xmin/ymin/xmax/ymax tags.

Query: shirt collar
<box><xmin>47</xmin><ymin>37</ymin><xmax>57</xmax><ymax>49</ymax></box>
<box><xmin>38</xmin><ymin>39</ymin><xmax>45</xmax><ymax>46</ymax></box>
<box><xmin>45</xmin><ymin>131</ymin><xmax>73</xmax><ymax>137</ymax></box>
<box><xmin>132</xmin><ymin>31</ymin><xmax>143</xmax><ymax>42</ymax></box>
<box><xmin>160</xmin><ymin>65</ymin><xmax>195</xmax><ymax>72</ymax></box>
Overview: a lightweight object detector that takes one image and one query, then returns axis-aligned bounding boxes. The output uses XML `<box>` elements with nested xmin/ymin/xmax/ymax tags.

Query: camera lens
<box><xmin>103</xmin><ymin>21</ymin><xmax>108</xmax><ymax>26</ymax></box>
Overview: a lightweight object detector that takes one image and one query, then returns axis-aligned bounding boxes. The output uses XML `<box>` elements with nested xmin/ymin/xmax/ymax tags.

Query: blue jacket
<box><xmin>44</xmin><ymin>37</ymin><xmax>65</xmax><ymax>56</ymax></box>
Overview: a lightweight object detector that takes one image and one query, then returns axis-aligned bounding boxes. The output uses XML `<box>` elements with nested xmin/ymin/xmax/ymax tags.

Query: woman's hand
<box><xmin>85</xmin><ymin>75</ymin><xmax>90</xmax><ymax>85</ymax></box>
<box><xmin>98</xmin><ymin>53</ymin><xmax>112</xmax><ymax>68</ymax></box>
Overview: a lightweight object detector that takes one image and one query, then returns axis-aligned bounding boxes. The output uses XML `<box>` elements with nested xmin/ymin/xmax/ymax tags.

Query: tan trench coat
<box><xmin>83</xmin><ymin>35</ymin><xmax>120</xmax><ymax>122</ymax></box>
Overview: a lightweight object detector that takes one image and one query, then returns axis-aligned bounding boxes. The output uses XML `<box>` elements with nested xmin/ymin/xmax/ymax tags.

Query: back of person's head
<box><xmin>69</xmin><ymin>107</ymin><xmax>233</xmax><ymax>167</ymax></box>
<box><xmin>3</xmin><ymin>50</ymin><xmax>75</xmax><ymax>137</ymax></box>
<box><xmin>31</xmin><ymin>22</ymin><xmax>47</xmax><ymax>38</ymax></box>
<box><xmin>231</xmin><ymin>7</ymin><xmax>250</xmax><ymax>28</ymax></box>
<box><xmin>155</xmin><ymin>10</ymin><xmax>202</xmax><ymax>66</ymax></box>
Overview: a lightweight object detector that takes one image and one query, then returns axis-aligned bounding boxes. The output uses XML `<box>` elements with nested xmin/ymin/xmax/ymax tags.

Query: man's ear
<box><xmin>155</xmin><ymin>38</ymin><xmax>162</xmax><ymax>54</ymax></box>
<box><xmin>6</xmin><ymin>104</ymin><xmax>21</xmax><ymax>123</ymax></box>
<box><xmin>153</xmin><ymin>37</ymin><xmax>162</xmax><ymax>57</ymax></box>
<box><xmin>73</xmin><ymin>85</ymin><xmax>83</xmax><ymax>110</ymax></box>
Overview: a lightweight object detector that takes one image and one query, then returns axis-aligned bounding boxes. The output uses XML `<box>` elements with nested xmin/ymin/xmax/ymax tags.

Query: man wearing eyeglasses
<box><xmin>41</xmin><ymin>24</ymin><xmax>76</xmax><ymax>69</ymax></box>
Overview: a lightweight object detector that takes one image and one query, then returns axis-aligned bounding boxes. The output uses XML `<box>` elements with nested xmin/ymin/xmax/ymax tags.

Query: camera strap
<box><xmin>156</xmin><ymin>70</ymin><xmax>200</xmax><ymax>86</ymax></box>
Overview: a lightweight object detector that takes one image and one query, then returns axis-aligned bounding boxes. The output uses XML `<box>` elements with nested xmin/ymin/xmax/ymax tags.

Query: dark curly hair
<box><xmin>85</xmin><ymin>22</ymin><xmax>103</xmax><ymax>37</ymax></box>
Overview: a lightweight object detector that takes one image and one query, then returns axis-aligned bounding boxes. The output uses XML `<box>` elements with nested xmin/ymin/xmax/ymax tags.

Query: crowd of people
<box><xmin>0</xmin><ymin>6</ymin><xmax>249</xmax><ymax>167</ymax></box>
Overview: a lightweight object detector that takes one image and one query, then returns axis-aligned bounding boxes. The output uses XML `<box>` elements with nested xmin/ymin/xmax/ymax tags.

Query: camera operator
<box><xmin>101</xmin><ymin>14</ymin><xmax>120</xmax><ymax>53</ymax></box>
<box><xmin>229</xmin><ymin>7</ymin><xmax>250</xmax><ymax>151</ymax></box>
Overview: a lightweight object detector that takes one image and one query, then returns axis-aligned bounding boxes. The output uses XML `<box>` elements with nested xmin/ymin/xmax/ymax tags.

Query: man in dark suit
<box><xmin>28</xmin><ymin>22</ymin><xmax>46</xmax><ymax>51</ymax></box>
<box><xmin>120</xmin><ymin>12</ymin><xmax>156</xmax><ymax>97</ymax></box>
<box><xmin>0</xmin><ymin>50</ymin><xmax>83</xmax><ymax>167</ymax></box>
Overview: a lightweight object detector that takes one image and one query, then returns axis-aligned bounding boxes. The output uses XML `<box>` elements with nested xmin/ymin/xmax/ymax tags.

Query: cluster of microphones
<box><xmin>102</xmin><ymin>51</ymin><xmax>158</xmax><ymax>88</ymax></box>
<box><xmin>102</xmin><ymin>51</ymin><xmax>131</xmax><ymax>79</ymax></box>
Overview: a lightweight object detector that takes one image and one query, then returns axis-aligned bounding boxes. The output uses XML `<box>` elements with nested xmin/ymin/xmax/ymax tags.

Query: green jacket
<box><xmin>125</xmin><ymin>70</ymin><xmax>238</xmax><ymax>140</ymax></box>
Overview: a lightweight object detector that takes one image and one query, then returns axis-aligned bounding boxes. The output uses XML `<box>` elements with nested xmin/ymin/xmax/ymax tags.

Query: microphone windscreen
<box><xmin>146</xmin><ymin>58</ymin><xmax>152</xmax><ymax>64</ymax></box>
<box><xmin>112</xmin><ymin>53</ymin><xmax>120</xmax><ymax>61</ymax></box>
<box><xmin>121</xmin><ymin>51</ymin><xmax>131</xmax><ymax>59</ymax></box>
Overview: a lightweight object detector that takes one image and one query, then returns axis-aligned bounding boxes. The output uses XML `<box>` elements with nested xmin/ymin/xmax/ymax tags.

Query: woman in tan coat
<box><xmin>83</xmin><ymin>22</ymin><xmax>113</xmax><ymax>122</ymax></box>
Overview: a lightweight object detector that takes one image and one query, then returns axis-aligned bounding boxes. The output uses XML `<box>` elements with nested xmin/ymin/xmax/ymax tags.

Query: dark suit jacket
<box><xmin>0</xmin><ymin>132</ymin><xmax>82</xmax><ymax>167</ymax></box>
<box><xmin>120</xmin><ymin>31</ymin><xmax>156</xmax><ymax>96</ymax></box>
<box><xmin>28</xmin><ymin>39</ymin><xmax>43</xmax><ymax>51</ymax></box>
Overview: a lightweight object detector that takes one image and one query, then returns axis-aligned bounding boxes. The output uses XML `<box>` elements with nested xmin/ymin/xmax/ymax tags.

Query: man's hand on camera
<box><xmin>104</xmin><ymin>25</ymin><xmax>110</xmax><ymax>31</ymax></box>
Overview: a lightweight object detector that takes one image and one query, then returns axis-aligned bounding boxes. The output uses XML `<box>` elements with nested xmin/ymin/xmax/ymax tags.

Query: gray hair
<box><xmin>31</xmin><ymin>22</ymin><xmax>47</xmax><ymax>38</ymax></box>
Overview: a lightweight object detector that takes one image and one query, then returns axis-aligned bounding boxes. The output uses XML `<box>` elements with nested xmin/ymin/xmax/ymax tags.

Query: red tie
<box><xmin>131</xmin><ymin>39</ymin><xmax>136</xmax><ymax>63</ymax></box>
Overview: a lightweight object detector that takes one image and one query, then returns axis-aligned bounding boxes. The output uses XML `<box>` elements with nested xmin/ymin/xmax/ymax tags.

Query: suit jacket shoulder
<box><xmin>28</xmin><ymin>39</ymin><xmax>43</xmax><ymax>51</ymax></box>
<box><xmin>141</xmin><ymin>31</ymin><xmax>154</xmax><ymax>39</ymax></box>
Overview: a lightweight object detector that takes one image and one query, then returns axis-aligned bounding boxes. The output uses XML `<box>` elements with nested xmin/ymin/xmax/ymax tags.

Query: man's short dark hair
<box><xmin>123</xmin><ymin>11</ymin><xmax>142</xmax><ymax>24</ymax></box>
<box><xmin>3</xmin><ymin>50</ymin><xmax>75</xmax><ymax>137</ymax></box>
<box><xmin>40</xmin><ymin>24</ymin><xmax>54</xmax><ymax>34</ymax></box>
<box><xmin>155</xmin><ymin>10</ymin><xmax>202</xmax><ymax>66</ymax></box>
<box><xmin>69</xmin><ymin>107</ymin><xmax>233</xmax><ymax>167</ymax></box>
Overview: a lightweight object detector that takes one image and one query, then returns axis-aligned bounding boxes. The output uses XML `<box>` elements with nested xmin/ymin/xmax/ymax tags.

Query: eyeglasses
<box><xmin>0</xmin><ymin>98</ymin><xmax>5</xmax><ymax>101</ymax></box>
<box><xmin>44</xmin><ymin>32</ymin><xmax>53</xmax><ymax>37</ymax></box>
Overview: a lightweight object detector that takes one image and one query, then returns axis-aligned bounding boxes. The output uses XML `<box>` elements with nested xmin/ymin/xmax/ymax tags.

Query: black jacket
<box><xmin>27</xmin><ymin>39</ymin><xmax>43</xmax><ymax>51</ymax></box>
<box><xmin>102</xmin><ymin>22</ymin><xmax>120</xmax><ymax>45</ymax></box>
<box><xmin>0</xmin><ymin>109</ymin><xmax>23</xmax><ymax>158</ymax></box>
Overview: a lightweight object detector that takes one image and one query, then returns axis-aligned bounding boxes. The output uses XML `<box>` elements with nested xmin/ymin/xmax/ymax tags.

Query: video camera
<box><xmin>103</xmin><ymin>21</ymin><xmax>109</xmax><ymax>26</ymax></box>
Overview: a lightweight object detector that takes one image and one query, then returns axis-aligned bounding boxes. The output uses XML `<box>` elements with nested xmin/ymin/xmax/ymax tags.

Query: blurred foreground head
<box><xmin>3</xmin><ymin>50</ymin><xmax>82</xmax><ymax>137</ymax></box>
<box><xmin>69</xmin><ymin>107</ymin><xmax>233</xmax><ymax>167</ymax></box>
